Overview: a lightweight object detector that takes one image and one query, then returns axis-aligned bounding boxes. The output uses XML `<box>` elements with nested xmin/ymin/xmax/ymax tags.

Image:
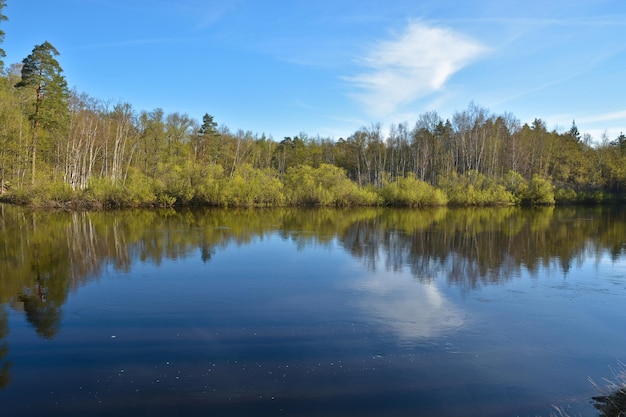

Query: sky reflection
<box><xmin>1</xmin><ymin>206</ymin><xmax>626</xmax><ymax>416</ymax></box>
<box><xmin>352</xmin><ymin>268</ymin><xmax>465</xmax><ymax>340</ymax></box>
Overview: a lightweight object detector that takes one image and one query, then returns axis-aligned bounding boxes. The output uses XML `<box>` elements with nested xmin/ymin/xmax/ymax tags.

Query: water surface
<box><xmin>0</xmin><ymin>205</ymin><xmax>625</xmax><ymax>416</ymax></box>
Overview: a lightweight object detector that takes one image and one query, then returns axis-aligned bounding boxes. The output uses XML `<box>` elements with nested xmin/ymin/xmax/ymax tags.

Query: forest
<box><xmin>0</xmin><ymin>2</ymin><xmax>625</xmax><ymax>208</ymax></box>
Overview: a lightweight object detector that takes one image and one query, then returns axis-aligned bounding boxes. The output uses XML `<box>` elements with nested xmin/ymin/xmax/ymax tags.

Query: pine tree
<box><xmin>15</xmin><ymin>41</ymin><xmax>69</xmax><ymax>184</ymax></box>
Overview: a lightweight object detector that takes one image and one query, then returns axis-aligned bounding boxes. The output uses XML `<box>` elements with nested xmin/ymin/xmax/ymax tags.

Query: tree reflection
<box><xmin>18</xmin><ymin>285</ymin><xmax>63</xmax><ymax>339</ymax></box>
<box><xmin>337</xmin><ymin>206</ymin><xmax>626</xmax><ymax>291</ymax></box>
<box><xmin>0</xmin><ymin>204</ymin><xmax>625</xmax><ymax>343</ymax></box>
<box><xmin>17</xmin><ymin>236</ymin><xmax>71</xmax><ymax>339</ymax></box>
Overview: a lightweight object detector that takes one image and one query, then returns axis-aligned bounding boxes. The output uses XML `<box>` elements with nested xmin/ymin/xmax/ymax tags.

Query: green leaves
<box><xmin>16</xmin><ymin>41</ymin><xmax>69</xmax><ymax>127</ymax></box>
<box><xmin>14</xmin><ymin>41</ymin><xmax>69</xmax><ymax>184</ymax></box>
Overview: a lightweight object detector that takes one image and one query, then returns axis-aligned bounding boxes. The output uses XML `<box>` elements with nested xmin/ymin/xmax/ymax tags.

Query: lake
<box><xmin>0</xmin><ymin>204</ymin><xmax>625</xmax><ymax>416</ymax></box>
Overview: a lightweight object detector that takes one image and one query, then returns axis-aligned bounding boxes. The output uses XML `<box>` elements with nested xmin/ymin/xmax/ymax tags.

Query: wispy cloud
<box><xmin>160</xmin><ymin>0</ymin><xmax>242</xmax><ymax>30</ymax></box>
<box><xmin>345</xmin><ymin>22</ymin><xmax>488</xmax><ymax>116</ymax></box>
<box><xmin>578</xmin><ymin>110</ymin><xmax>626</xmax><ymax>124</ymax></box>
<box><xmin>76</xmin><ymin>38</ymin><xmax>184</xmax><ymax>50</ymax></box>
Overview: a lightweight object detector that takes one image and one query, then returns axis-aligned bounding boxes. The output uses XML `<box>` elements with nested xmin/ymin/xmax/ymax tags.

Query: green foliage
<box><xmin>10</xmin><ymin>181</ymin><xmax>74</xmax><ymax>207</ymax></box>
<box><xmin>220</xmin><ymin>164</ymin><xmax>284</xmax><ymax>207</ymax></box>
<box><xmin>154</xmin><ymin>161</ymin><xmax>195</xmax><ymax>206</ymax></box>
<box><xmin>123</xmin><ymin>168</ymin><xmax>157</xmax><ymax>206</ymax></box>
<box><xmin>503</xmin><ymin>171</ymin><xmax>556</xmax><ymax>206</ymax></box>
<box><xmin>15</xmin><ymin>41</ymin><xmax>69</xmax><ymax>130</ymax></box>
<box><xmin>526</xmin><ymin>175</ymin><xmax>555</xmax><ymax>205</ymax></box>
<box><xmin>284</xmin><ymin>164</ymin><xmax>379</xmax><ymax>206</ymax></box>
<box><xmin>84</xmin><ymin>177</ymin><xmax>125</xmax><ymax>207</ymax></box>
<box><xmin>439</xmin><ymin>171</ymin><xmax>514</xmax><ymax>206</ymax></box>
<box><xmin>378</xmin><ymin>174</ymin><xmax>447</xmax><ymax>206</ymax></box>
<box><xmin>554</xmin><ymin>188</ymin><xmax>611</xmax><ymax>205</ymax></box>
<box><xmin>503</xmin><ymin>171</ymin><xmax>529</xmax><ymax>204</ymax></box>
<box><xmin>190</xmin><ymin>163</ymin><xmax>224</xmax><ymax>205</ymax></box>
<box><xmin>84</xmin><ymin>172</ymin><xmax>163</xmax><ymax>208</ymax></box>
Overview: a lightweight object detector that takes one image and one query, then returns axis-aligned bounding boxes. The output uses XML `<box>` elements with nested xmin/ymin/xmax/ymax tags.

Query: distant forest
<box><xmin>0</xmin><ymin>2</ymin><xmax>625</xmax><ymax>208</ymax></box>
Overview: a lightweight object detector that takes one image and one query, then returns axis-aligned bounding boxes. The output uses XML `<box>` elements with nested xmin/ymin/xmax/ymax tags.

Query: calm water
<box><xmin>0</xmin><ymin>205</ymin><xmax>625</xmax><ymax>416</ymax></box>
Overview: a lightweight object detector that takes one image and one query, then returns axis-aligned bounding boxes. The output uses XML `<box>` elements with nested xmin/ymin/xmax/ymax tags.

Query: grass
<box><xmin>589</xmin><ymin>361</ymin><xmax>626</xmax><ymax>417</ymax></box>
<box><xmin>549</xmin><ymin>362</ymin><xmax>626</xmax><ymax>417</ymax></box>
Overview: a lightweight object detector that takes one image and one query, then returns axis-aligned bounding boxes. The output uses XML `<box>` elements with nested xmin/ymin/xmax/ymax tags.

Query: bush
<box><xmin>283</xmin><ymin>164</ymin><xmax>379</xmax><ymax>206</ymax></box>
<box><xmin>155</xmin><ymin>161</ymin><xmax>195</xmax><ymax>205</ymax></box>
<box><xmin>190</xmin><ymin>163</ymin><xmax>224</xmax><ymax>205</ymax></box>
<box><xmin>503</xmin><ymin>171</ymin><xmax>529</xmax><ymax>204</ymax></box>
<box><xmin>10</xmin><ymin>181</ymin><xmax>75</xmax><ymax>207</ymax></box>
<box><xmin>220</xmin><ymin>164</ymin><xmax>285</xmax><ymax>207</ymax></box>
<box><xmin>439</xmin><ymin>171</ymin><xmax>514</xmax><ymax>206</ymax></box>
<box><xmin>378</xmin><ymin>174</ymin><xmax>447</xmax><ymax>207</ymax></box>
<box><xmin>527</xmin><ymin>175</ymin><xmax>555</xmax><ymax>205</ymax></box>
<box><xmin>122</xmin><ymin>168</ymin><xmax>157</xmax><ymax>206</ymax></box>
<box><xmin>85</xmin><ymin>177</ymin><xmax>125</xmax><ymax>207</ymax></box>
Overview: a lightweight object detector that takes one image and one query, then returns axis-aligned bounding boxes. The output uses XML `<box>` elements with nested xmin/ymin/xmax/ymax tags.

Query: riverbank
<box><xmin>1</xmin><ymin>166</ymin><xmax>622</xmax><ymax>209</ymax></box>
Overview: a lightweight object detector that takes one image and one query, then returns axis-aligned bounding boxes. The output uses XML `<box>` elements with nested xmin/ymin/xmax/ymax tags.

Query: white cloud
<box><xmin>345</xmin><ymin>22</ymin><xmax>487</xmax><ymax>116</ymax></box>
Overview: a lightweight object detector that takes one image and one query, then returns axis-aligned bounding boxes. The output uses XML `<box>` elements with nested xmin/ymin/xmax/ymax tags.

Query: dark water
<box><xmin>0</xmin><ymin>205</ymin><xmax>625</xmax><ymax>416</ymax></box>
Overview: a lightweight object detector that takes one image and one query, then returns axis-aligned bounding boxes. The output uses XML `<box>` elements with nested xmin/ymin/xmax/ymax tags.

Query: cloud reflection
<box><xmin>353</xmin><ymin>270</ymin><xmax>464</xmax><ymax>340</ymax></box>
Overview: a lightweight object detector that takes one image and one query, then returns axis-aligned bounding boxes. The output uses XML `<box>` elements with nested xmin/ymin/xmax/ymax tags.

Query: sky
<box><xmin>3</xmin><ymin>0</ymin><xmax>626</xmax><ymax>142</ymax></box>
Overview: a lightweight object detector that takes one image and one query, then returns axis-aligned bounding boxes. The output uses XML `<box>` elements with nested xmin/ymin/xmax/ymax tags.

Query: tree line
<box><xmin>0</xmin><ymin>2</ymin><xmax>625</xmax><ymax>208</ymax></box>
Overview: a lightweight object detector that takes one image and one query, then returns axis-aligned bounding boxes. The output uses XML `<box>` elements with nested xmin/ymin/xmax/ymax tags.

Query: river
<box><xmin>0</xmin><ymin>205</ymin><xmax>625</xmax><ymax>416</ymax></box>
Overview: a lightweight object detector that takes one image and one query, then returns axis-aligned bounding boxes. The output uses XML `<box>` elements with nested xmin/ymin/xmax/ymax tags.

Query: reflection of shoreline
<box><xmin>353</xmin><ymin>269</ymin><xmax>464</xmax><ymax>340</ymax></box>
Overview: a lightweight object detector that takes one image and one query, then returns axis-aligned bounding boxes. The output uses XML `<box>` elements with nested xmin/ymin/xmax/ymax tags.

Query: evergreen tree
<box><xmin>568</xmin><ymin>120</ymin><xmax>581</xmax><ymax>142</ymax></box>
<box><xmin>15</xmin><ymin>41</ymin><xmax>69</xmax><ymax>184</ymax></box>
<box><xmin>191</xmin><ymin>113</ymin><xmax>220</xmax><ymax>164</ymax></box>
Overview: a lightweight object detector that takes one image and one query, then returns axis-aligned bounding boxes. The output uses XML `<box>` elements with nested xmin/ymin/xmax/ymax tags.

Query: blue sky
<box><xmin>3</xmin><ymin>0</ymin><xmax>626</xmax><ymax>142</ymax></box>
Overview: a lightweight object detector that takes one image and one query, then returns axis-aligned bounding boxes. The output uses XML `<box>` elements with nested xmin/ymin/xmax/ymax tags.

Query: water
<box><xmin>0</xmin><ymin>205</ymin><xmax>625</xmax><ymax>416</ymax></box>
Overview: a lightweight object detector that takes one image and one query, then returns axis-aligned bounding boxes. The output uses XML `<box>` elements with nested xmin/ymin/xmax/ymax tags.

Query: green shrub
<box><xmin>85</xmin><ymin>177</ymin><xmax>125</xmax><ymax>207</ymax></box>
<box><xmin>219</xmin><ymin>164</ymin><xmax>284</xmax><ymax>207</ymax></box>
<box><xmin>10</xmin><ymin>181</ymin><xmax>75</xmax><ymax>207</ymax></box>
<box><xmin>190</xmin><ymin>163</ymin><xmax>224</xmax><ymax>205</ymax></box>
<box><xmin>123</xmin><ymin>168</ymin><xmax>157</xmax><ymax>206</ymax></box>
<box><xmin>439</xmin><ymin>171</ymin><xmax>514</xmax><ymax>206</ymax></box>
<box><xmin>155</xmin><ymin>162</ymin><xmax>195</xmax><ymax>205</ymax></box>
<box><xmin>527</xmin><ymin>175</ymin><xmax>555</xmax><ymax>205</ymax></box>
<box><xmin>503</xmin><ymin>171</ymin><xmax>529</xmax><ymax>204</ymax></box>
<box><xmin>284</xmin><ymin>164</ymin><xmax>378</xmax><ymax>206</ymax></box>
<box><xmin>378</xmin><ymin>174</ymin><xmax>447</xmax><ymax>207</ymax></box>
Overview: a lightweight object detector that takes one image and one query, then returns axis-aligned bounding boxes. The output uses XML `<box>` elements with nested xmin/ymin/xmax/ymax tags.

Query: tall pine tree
<box><xmin>15</xmin><ymin>41</ymin><xmax>69</xmax><ymax>184</ymax></box>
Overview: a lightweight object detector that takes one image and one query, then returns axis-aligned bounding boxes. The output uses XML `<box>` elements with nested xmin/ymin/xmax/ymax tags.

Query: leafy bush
<box><xmin>123</xmin><ymin>168</ymin><xmax>157</xmax><ymax>206</ymax></box>
<box><xmin>503</xmin><ymin>171</ymin><xmax>529</xmax><ymax>204</ymax></box>
<box><xmin>527</xmin><ymin>175</ymin><xmax>555</xmax><ymax>205</ymax></box>
<box><xmin>284</xmin><ymin>164</ymin><xmax>379</xmax><ymax>206</ymax></box>
<box><xmin>84</xmin><ymin>177</ymin><xmax>125</xmax><ymax>207</ymax></box>
<box><xmin>378</xmin><ymin>174</ymin><xmax>447</xmax><ymax>206</ymax></box>
<box><xmin>439</xmin><ymin>171</ymin><xmax>514</xmax><ymax>206</ymax></box>
<box><xmin>10</xmin><ymin>181</ymin><xmax>75</xmax><ymax>207</ymax></box>
<box><xmin>220</xmin><ymin>164</ymin><xmax>285</xmax><ymax>207</ymax></box>
<box><xmin>155</xmin><ymin>161</ymin><xmax>195</xmax><ymax>205</ymax></box>
<box><xmin>190</xmin><ymin>163</ymin><xmax>224</xmax><ymax>205</ymax></box>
